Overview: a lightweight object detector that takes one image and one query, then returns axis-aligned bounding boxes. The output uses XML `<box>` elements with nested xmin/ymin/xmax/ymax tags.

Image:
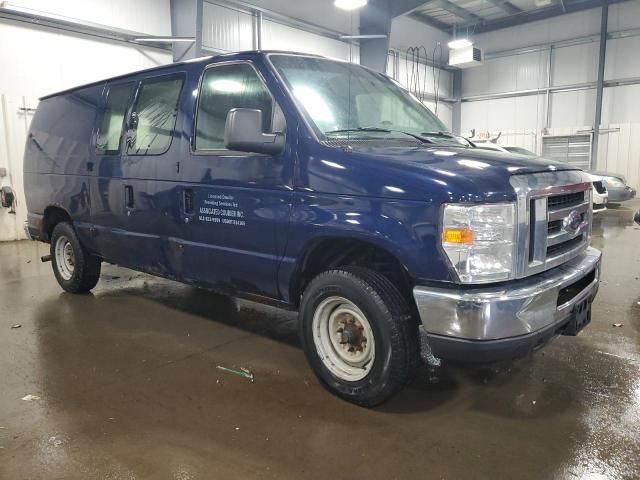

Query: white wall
<box><xmin>262</xmin><ymin>19</ymin><xmax>359</xmax><ymax>61</ymax></box>
<box><xmin>387</xmin><ymin>55</ymin><xmax>453</xmax><ymax>129</ymax></box>
<box><xmin>202</xmin><ymin>2</ymin><xmax>254</xmax><ymax>53</ymax></box>
<box><xmin>202</xmin><ymin>1</ymin><xmax>359</xmax><ymax>61</ymax></box>
<box><xmin>389</xmin><ymin>15</ymin><xmax>450</xmax><ymax>56</ymax></box>
<box><xmin>0</xmin><ymin>21</ymin><xmax>172</xmax><ymax>99</ymax></box>
<box><xmin>7</xmin><ymin>0</ymin><xmax>171</xmax><ymax>36</ymax></box>
<box><xmin>0</xmin><ymin>1</ymin><xmax>172</xmax><ymax>240</ymax></box>
<box><xmin>247</xmin><ymin>0</ymin><xmax>358</xmax><ymax>35</ymax></box>
<box><xmin>460</xmin><ymin>1</ymin><xmax>640</xmax><ymax>189</ymax></box>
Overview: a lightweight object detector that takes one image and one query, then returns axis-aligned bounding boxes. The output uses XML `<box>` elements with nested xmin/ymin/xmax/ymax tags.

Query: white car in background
<box><xmin>472</xmin><ymin>142</ymin><xmax>608</xmax><ymax>212</ymax></box>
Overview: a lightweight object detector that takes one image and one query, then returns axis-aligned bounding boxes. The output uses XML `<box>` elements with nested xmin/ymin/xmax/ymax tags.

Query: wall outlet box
<box><xmin>0</xmin><ymin>168</ymin><xmax>6</xmax><ymax>178</ymax></box>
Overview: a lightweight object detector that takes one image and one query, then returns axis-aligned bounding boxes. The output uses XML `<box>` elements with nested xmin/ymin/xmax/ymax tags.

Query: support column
<box><xmin>253</xmin><ymin>10</ymin><xmax>263</xmax><ymax>50</ymax></box>
<box><xmin>452</xmin><ymin>69</ymin><xmax>462</xmax><ymax>135</ymax></box>
<box><xmin>359</xmin><ymin>0</ymin><xmax>391</xmax><ymax>73</ymax></box>
<box><xmin>170</xmin><ymin>0</ymin><xmax>203</xmax><ymax>62</ymax></box>
<box><xmin>591</xmin><ymin>2</ymin><xmax>608</xmax><ymax>170</ymax></box>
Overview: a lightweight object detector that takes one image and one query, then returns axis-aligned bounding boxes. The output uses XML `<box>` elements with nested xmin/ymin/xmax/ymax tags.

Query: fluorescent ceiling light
<box><xmin>334</xmin><ymin>0</ymin><xmax>368</xmax><ymax>11</ymax></box>
<box><xmin>133</xmin><ymin>37</ymin><xmax>195</xmax><ymax>43</ymax></box>
<box><xmin>339</xmin><ymin>34</ymin><xmax>387</xmax><ymax>40</ymax></box>
<box><xmin>448</xmin><ymin>38</ymin><xmax>472</xmax><ymax>49</ymax></box>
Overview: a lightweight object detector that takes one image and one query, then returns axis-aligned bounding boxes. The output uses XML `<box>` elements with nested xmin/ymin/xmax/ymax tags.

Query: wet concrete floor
<box><xmin>1</xmin><ymin>202</ymin><xmax>639</xmax><ymax>479</ymax></box>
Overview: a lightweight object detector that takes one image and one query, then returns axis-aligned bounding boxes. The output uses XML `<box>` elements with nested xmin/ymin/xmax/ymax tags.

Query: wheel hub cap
<box><xmin>312</xmin><ymin>297</ymin><xmax>376</xmax><ymax>382</ymax></box>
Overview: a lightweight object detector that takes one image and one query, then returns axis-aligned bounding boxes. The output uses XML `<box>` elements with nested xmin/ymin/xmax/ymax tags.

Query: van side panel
<box><xmin>24</xmin><ymin>85</ymin><xmax>102</xmax><ymax>243</ymax></box>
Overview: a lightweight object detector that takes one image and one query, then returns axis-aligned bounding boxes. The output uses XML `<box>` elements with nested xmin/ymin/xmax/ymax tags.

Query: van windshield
<box><xmin>269</xmin><ymin>55</ymin><xmax>454</xmax><ymax>144</ymax></box>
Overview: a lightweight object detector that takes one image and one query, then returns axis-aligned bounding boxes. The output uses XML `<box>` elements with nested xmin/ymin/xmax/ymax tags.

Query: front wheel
<box><xmin>50</xmin><ymin>222</ymin><xmax>101</xmax><ymax>293</ymax></box>
<box><xmin>299</xmin><ymin>267</ymin><xmax>418</xmax><ymax>407</ymax></box>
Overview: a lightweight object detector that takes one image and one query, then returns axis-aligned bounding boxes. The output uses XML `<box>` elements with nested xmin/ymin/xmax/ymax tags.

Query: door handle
<box><xmin>183</xmin><ymin>188</ymin><xmax>194</xmax><ymax>214</ymax></box>
<box><xmin>124</xmin><ymin>185</ymin><xmax>134</xmax><ymax>209</ymax></box>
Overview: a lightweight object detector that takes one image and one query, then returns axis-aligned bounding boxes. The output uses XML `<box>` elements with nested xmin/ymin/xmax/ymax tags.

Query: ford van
<box><xmin>24</xmin><ymin>51</ymin><xmax>601</xmax><ymax>406</ymax></box>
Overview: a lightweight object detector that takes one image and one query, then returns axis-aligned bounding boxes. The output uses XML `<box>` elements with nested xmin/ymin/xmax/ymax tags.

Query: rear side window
<box><xmin>127</xmin><ymin>75</ymin><xmax>184</xmax><ymax>155</ymax></box>
<box><xmin>96</xmin><ymin>83</ymin><xmax>134</xmax><ymax>154</ymax></box>
<box><xmin>195</xmin><ymin>63</ymin><xmax>274</xmax><ymax>151</ymax></box>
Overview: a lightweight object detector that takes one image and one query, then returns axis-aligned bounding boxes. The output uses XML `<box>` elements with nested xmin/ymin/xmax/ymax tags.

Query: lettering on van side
<box><xmin>197</xmin><ymin>193</ymin><xmax>246</xmax><ymax>227</ymax></box>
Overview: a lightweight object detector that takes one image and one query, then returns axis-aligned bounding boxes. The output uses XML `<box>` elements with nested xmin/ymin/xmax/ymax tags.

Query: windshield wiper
<box><xmin>325</xmin><ymin>127</ymin><xmax>434</xmax><ymax>144</ymax></box>
<box><xmin>421</xmin><ymin>131</ymin><xmax>475</xmax><ymax>147</ymax></box>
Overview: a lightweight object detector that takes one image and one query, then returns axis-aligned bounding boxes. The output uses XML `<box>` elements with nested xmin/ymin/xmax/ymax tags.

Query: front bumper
<box><xmin>607</xmin><ymin>186</ymin><xmax>636</xmax><ymax>202</ymax></box>
<box><xmin>413</xmin><ymin>247</ymin><xmax>601</xmax><ymax>362</ymax></box>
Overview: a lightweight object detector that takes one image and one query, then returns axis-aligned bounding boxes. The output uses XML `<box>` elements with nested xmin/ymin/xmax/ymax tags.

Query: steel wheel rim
<box><xmin>312</xmin><ymin>296</ymin><xmax>376</xmax><ymax>382</ymax></box>
<box><xmin>54</xmin><ymin>235</ymin><xmax>75</xmax><ymax>281</ymax></box>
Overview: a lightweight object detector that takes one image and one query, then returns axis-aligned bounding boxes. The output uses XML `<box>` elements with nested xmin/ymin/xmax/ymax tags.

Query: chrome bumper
<box><xmin>413</xmin><ymin>247</ymin><xmax>601</xmax><ymax>341</ymax></box>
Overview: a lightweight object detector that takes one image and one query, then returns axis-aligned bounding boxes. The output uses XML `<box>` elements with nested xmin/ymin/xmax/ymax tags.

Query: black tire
<box><xmin>299</xmin><ymin>267</ymin><xmax>418</xmax><ymax>407</ymax></box>
<box><xmin>50</xmin><ymin>222</ymin><xmax>101</xmax><ymax>293</ymax></box>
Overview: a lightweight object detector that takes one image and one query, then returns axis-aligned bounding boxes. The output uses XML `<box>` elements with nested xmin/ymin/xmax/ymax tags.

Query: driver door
<box><xmin>168</xmin><ymin>61</ymin><xmax>292</xmax><ymax>299</ymax></box>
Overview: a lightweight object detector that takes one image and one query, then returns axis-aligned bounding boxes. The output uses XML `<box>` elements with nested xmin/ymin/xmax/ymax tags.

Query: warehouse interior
<box><xmin>1</xmin><ymin>0</ymin><xmax>639</xmax><ymax>478</ymax></box>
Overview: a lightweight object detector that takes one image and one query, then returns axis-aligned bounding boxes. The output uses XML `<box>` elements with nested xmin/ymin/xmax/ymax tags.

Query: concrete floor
<box><xmin>1</xmin><ymin>203</ymin><xmax>639</xmax><ymax>480</ymax></box>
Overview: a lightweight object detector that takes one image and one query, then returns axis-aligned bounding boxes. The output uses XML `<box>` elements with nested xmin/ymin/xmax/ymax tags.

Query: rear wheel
<box><xmin>50</xmin><ymin>222</ymin><xmax>101</xmax><ymax>293</ymax></box>
<box><xmin>299</xmin><ymin>267</ymin><xmax>418</xmax><ymax>407</ymax></box>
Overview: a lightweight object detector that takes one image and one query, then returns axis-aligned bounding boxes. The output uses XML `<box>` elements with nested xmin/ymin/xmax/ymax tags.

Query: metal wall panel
<box><xmin>0</xmin><ymin>21</ymin><xmax>172</xmax><ymax>98</ymax></box>
<box><xmin>261</xmin><ymin>19</ymin><xmax>359</xmax><ymax>62</ymax></box>
<box><xmin>471</xmin><ymin>8</ymin><xmax>601</xmax><ymax>53</ymax></box>
<box><xmin>605</xmin><ymin>36</ymin><xmax>640</xmax><ymax>81</ymax></box>
<box><xmin>10</xmin><ymin>0</ymin><xmax>171</xmax><ymax>36</ymax></box>
<box><xmin>549</xmin><ymin>89</ymin><xmax>596</xmax><ymax>129</ymax></box>
<box><xmin>552</xmin><ymin>43</ymin><xmax>598</xmax><ymax>86</ymax></box>
<box><xmin>462</xmin><ymin>50</ymin><xmax>548</xmax><ymax>96</ymax></box>
<box><xmin>601</xmin><ymin>84</ymin><xmax>640</xmax><ymax>125</ymax></box>
<box><xmin>202</xmin><ymin>2</ymin><xmax>254</xmax><ymax>52</ymax></box>
<box><xmin>423</xmin><ymin>101</ymin><xmax>453</xmax><ymax>130</ymax></box>
<box><xmin>608</xmin><ymin>1</ymin><xmax>640</xmax><ymax>31</ymax></box>
<box><xmin>595</xmin><ymin>123</ymin><xmax>640</xmax><ymax>191</ymax></box>
<box><xmin>394</xmin><ymin>59</ymin><xmax>452</xmax><ymax>98</ymax></box>
<box><xmin>461</xmin><ymin>94</ymin><xmax>546</xmax><ymax>133</ymax></box>
<box><xmin>244</xmin><ymin>0</ymin><xmax>358</xmax><ymax>34</ymax></box>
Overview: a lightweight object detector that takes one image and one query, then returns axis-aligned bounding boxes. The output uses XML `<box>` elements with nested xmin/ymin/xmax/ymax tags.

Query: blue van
<box><xmin>24</xmin><ymin>51</ymin><xmax>601</xmax><ymax>406</ymax></box>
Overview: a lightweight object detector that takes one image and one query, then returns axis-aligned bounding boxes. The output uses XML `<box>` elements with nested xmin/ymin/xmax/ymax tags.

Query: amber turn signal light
<box><xmin>442</xmin><ymin>228</ymin><xmax>474</xmax><ymax>245</ymax></box>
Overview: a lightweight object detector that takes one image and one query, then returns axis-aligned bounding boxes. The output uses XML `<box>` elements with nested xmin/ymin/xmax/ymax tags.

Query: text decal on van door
<box><xmin>198</xmin><ymin>193</ymin><xmax>246</xmax><ymax>227</ymax></box>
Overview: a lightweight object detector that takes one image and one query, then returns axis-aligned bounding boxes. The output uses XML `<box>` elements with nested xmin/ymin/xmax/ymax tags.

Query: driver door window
<box><xmin>195</xmin><ymin>63</ymin><xmax>278</xmax><ymax>151</ymax></box>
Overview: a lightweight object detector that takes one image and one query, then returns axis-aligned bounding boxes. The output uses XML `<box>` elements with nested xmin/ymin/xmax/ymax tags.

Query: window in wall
<box><xmin>127</xmin><ymin>75</ymin><xmax>184</xmax><ymax>155</ymax></box>
<box><xmin>96</xmin><ymin>82</ymin><xmax>134</xmax><ymax>154</ymax></box>
<box><xmin>195</xmin><ymin>63</ymin><xmax>276</xmax><ymax>151</ymax></box>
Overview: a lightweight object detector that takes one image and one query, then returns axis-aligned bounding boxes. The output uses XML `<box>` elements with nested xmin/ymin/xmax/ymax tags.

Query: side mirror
<box><xmin>224</xmin><ymin>108</ymin><xmax>285</xmax><ymax>156</ymax></box>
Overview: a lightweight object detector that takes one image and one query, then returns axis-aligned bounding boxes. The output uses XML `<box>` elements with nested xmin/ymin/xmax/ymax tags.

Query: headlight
<box><xmin>441</xmin><ymin>203</ymin><xmax>516</xmax><ymax>283</ymax></box>
<box><xmin>603</xmin><ymin>177</ymin><xmax>625</xmax><ymax>188</ymax></box>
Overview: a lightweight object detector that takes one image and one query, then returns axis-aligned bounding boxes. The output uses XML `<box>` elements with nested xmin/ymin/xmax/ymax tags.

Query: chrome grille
<box><xmin>547</xmin><ymin>191</ymin><xmax>585</xmax><ymax>209</ymax></box>
<box><xmin>511</xmin><ymin>171</ymin><xmax>593</xmax><ymax>279</ymax></box>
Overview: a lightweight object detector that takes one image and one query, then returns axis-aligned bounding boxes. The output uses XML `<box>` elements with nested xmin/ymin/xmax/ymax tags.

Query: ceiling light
<box><xmin>133</xmin><ymin>37</ymin><xmax>195</xmax><ymax>43</ymax></box>
<box><xmin>339</xmin><ymin>34</ymin><xmax>387</xmax><ymax>39</ymax></box>
<box><xmin>448</xmin><ymin>38</ymin><xmax>472</xmax><ymax>49</ymax></box>
<box><xmin>334</xmin><ymin>0</ymin><xmax>368</xmax><ymax>11</ymax></box>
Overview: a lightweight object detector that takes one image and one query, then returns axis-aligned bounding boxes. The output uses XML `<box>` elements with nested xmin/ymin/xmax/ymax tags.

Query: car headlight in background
<box><xmin>441</xmin><ymin>203</ymin><xmax>516</xmax><ymax>283</ymax></box>
<box><xmin>602</xmin><ymin>176</ymin><xmax>626</xmax><ymax>189</ymax></box>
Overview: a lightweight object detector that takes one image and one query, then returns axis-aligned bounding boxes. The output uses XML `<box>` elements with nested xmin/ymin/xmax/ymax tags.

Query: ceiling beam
<box><xmin>436</xmin><ymin>0</ymin><xmax>484</xmax><ymax>23</ymax></box>
<box><xmin>456</xmin><ymin>0</ymin><xmax>625</xmax><ymax>34</ymax></box>
<box><xmin>391</xmin><ymin>0</ymin><xmax>432</xmax><ymax>17</ymax></box>
<box><xmin>407</xmin><ymin>10</ymin><xmax>451</xmax><ymax>31</ymax></box>
<box><xmin>484</xmin><ymin>0</ymin><xmax>522</xmax><ymax>15</ymax></box>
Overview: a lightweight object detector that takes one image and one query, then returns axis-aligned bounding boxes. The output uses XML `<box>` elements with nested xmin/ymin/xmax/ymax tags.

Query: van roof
<box><xmin>39</xmin><ymin>50</ymin><xmax>326</xmax><ymax>100</ymax></box>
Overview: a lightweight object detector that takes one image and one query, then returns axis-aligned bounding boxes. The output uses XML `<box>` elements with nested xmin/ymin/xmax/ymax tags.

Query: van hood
<box><xmin>351</xmin><ymin>143</ymin><xmax>572</xmax><ymax>176</ymax></box>
<box><xmin>309</xmin><ymin>141</ymin><xmax>581</xmax><ymax>202</ymax></box>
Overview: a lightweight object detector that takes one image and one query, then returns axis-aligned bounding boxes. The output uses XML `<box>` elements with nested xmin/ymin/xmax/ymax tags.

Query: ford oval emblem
<box><xmin>562</xmin><ymin>210</ymin><xmax>582</xmax><ymax>234</ymax></box>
